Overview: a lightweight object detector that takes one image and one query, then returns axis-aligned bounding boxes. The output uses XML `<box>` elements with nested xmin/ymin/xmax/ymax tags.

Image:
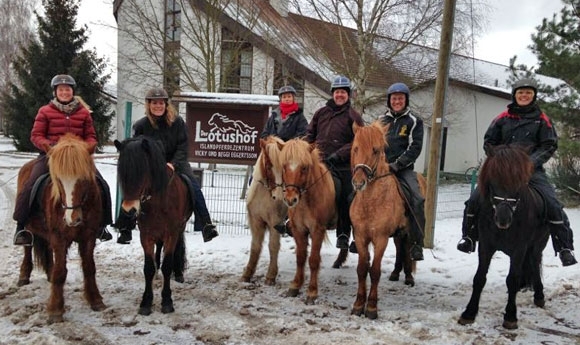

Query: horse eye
<box><xmin>373</xmin><ymin>148</ymin><xmax>380</xmax><ymax>155</ymax></box>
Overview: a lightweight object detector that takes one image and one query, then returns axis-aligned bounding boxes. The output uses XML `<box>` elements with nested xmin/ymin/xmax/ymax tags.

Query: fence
<box><xmin>192</xmin><ymin>166</ymin><xmax>471</xmax><ymax>235</ymax></box>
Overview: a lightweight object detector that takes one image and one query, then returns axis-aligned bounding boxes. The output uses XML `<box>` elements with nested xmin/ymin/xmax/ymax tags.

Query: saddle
<box><xmin>29</xmin><ymin>173</ymin><xmax>51</xmax><ymax>210</ymax></box>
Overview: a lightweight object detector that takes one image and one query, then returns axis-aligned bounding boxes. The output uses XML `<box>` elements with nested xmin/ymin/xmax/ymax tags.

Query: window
<box><xmin>220</xmin><ymin>28</ymin><xmax>253</xmax><ymax>94</ymax></box>
<box><xmin>165</xmin><ymin>0</ymin><xmax>181</xmax><ymax>42</ymax></box>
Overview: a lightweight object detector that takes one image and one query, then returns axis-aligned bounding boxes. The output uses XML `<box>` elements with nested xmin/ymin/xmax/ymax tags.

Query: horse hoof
<box><xmin>138</xmin><ymin>307</ymin><xmax>152</xmax><ymax>316</ymax></box>
<box><xmin>286</xmin><ymin>288</ymin><xmax>299</xmax><ymax>297</ymax></box>
<box><xmin>365</xmin><ymin>309</ymin><xmax>378</xmax><ymax>320</ymax></box>
<box><xmin>332</xmin><ymin>261</ymin><xmax>342</xmax><ymax>269</ymax></box>
<box><xmin>351</xmin><ymin>307</ymin><xmax>364</xmax><ymax>316</ymax></box>
<box><xmin>174</xmin><ymin>275</ymin><xmax>184</xmax><ymax>283</ymax></box>
<box><xmin>458</xmin><ymin>317</ymin><xmax>474</xmax><ymax>325</ymax></box>
<box><xmin>240</xmin><ymin>276</ymin><xmax>251</xmax><ymax>283</ymax></box>
<box><xmin>305</xmin><ymin>296</ymin><xmax>317</xmax><ymax>305</ymax></box>
<box><xmin>264</xmin><ymin>278</ymin><xmax>276</xmax><ymax>286</ymax></box>
<box><xmin>161</xmin><ymin>304</ymin><xmax>175</xmax><ymax>314</ymax></box>
<box><xmin>17</xmin><ymin>279</ymin><xmax>30</xmax><ymax>287</ymax></box>
<box><xmin>534</xmin><ymin>298</ymin><xmax>545</xmax><ymax>308</ymax></box>
<box><xmin>388</xmin><ymin>273</ymin><xmax>399</xmax><ymax>281</ymax></box>
<box><xmin>502</xmin><ymin>320</ymin><xmax>518</xmax><ymax>329</ymax></box>
<box><xmin>91</xmin><ymin>302</ymin><xmax>107</xmax><ymax>311</ymax></box>
<box><xmin>404</xmin><ymin>277</ymin><xmax>415</xmax><ymax>287</ymax></box>
<box><xmin>47</xmin><ymin>314</ymin><xmax>64</xmax><ymax>324</ymax></box>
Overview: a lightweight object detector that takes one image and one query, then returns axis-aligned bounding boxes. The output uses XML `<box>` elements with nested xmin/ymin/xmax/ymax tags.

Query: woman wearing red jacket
<box><xmin>12</xmin><ymin>74</ymin><xmax>113</xmax><ymax>245</ymax></box>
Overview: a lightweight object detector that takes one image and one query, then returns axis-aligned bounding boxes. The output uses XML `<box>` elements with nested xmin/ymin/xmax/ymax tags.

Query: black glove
<box><xmin>389</xmin><ymin>163</ymin><xmax>399</xmax><ymax>173</ymax></box>
<box><xmin>324</xmin><ymin>153</ymin><xmax>340</xmax><ymax>167</ymax></box>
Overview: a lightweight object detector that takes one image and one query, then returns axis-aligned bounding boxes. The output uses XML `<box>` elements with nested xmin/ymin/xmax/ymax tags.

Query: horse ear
<box><xmin>484</xmin><ymin>143</ymin><xmax>494</xmax><ymax>157</ymax></box>
<box><xmin>114</xmin><ymin>139</ymin><xmax>124</xmax><ymax>152</ymax></box>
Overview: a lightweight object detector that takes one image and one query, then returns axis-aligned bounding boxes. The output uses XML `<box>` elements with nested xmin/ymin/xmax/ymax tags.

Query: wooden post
<box><xmin>424</xmin><ymin>0</ymin><xmax>457</xmax><ymax>248</ymax></box>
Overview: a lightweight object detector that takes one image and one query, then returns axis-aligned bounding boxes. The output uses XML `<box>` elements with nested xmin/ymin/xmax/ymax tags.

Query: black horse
<box><xmin>115</xmin><ymin>136</ymin><xmax>192</xmax><ymax>315</ymax></box>
<box><xmin>458</xmin><ymin>144</ymin><xmax>550</xmax><ymax>329</ymax></box>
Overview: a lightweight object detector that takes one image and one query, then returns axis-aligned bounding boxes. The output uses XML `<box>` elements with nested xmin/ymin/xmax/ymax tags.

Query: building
<box><xmin>112</xmin><ymin>0</ymin><xmax>569</xmax><ymax>174</ymax></box>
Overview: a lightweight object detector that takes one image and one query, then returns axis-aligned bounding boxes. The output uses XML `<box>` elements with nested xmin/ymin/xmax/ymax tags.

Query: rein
<box><xmin>284</xmin><ymin>165</ymin><xmax>331</xmax><ymax>195</ymax></box>
<box><xmin>352</xmin><ymin>163</ymin><xmax>393</xmax><ymax>182</ymax></box>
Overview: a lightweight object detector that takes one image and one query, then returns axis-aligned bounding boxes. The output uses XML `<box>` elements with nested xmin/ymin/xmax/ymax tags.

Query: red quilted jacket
<box><xmin>30</xmin><ymin>101</ymin><xmax>98</xmax><ymax>153</ymax></box>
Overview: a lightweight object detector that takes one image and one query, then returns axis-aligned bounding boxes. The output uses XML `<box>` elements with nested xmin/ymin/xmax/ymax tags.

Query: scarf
<box><xmin>279</xmin><ymin>102</ymin><xmax>299</xmax><ymax>120</ymax></box>
<box><xmin>52</xmin><ymin>98</ymin><xmax>80</xmax><ymax>115</ymax></box>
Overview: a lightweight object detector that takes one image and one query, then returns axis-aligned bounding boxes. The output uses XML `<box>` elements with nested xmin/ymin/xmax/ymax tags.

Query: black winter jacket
<box><xmin>133</xmin><ymin>115</ymin><xmax>191</xmax><ymax>175</ymax></box>
<box><xmin>484</xmin><ymin>103</ymin><xmax>557</xmax><ymax>170</ymax></box>
<box><xmin>304</xmin><ymin>99</ymin><xmax>364</xmax><ymax>170</ymax></box>
<box><xmin>381</xmin><ymin>108</ymin><xmax>423</xmax><ymax>171</ymax></box>
<box><xmin>260</xmin><ymin>107</ymin><xmax>308</xmax><ymax>141</ymax></box>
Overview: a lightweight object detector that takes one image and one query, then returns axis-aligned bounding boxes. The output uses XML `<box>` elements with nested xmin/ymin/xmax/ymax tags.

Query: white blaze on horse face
<box><xmin>60</xmin><ymin>177</ymin><xmax>79</xmax><ymax>226</ymax></box>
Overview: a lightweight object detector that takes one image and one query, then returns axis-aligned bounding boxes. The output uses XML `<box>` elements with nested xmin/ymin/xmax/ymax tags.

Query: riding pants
<box><xmin>395</xmin><ymin>168</ymin><xmax>425</xmax><ymax>247</ymax></box>
<box><xmin>180</xmin><ymin>167</ymin><xmax>212</xmax><ymax>231</ymax></box>
<box><xmin>330</xmin><ymin>166</ymin><xmax>354</xmax><ymax>241</ymax></box>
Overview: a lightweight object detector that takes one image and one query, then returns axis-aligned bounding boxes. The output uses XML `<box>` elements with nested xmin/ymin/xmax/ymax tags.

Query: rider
<box><xmin>304</xmin><ymin>76</ymin><xmax>364</xmax><ymax>253</ymax></box>
<box><xmin>114</xmin><ymin>88</ymin><xmax>219</xmax><ymax>244</ymax></box>
<box><xmin>457</xmin><ymin>78</ymin><xmax>577</xmax><ymax>267</ymax></box>
<box><xmin>12</xmin><ymin>74</ymin><xmax>113</xmax><ymax>245</ymax></box>
<box><xmin>260</xmin><ymin>84</ymin><xmax>308</xmax><ymax>236</ymax></box>
<box><xmin>381</xmin><ymin>82</ymin><xmax>425</xmax><ymax>261</ymax></box>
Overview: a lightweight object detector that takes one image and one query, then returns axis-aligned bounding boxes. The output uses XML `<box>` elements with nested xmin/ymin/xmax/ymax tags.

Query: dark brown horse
<box><xmin>277</xmin><ymin>138</ymin><xmax>337</xmax><ymax>304</ymax></box>
<box><xmin>349</xmin><ymin>121</ymin><xmax>425</xmax><ymax>319</ymax></box>
<box><xmin>241</xmin><ymin>136</ymin><xmax>287</xmax><ymax>285</ymax></box>
<box><xmin>17</xmin><ymin>133</ymin><xmax>106</xmax><ymax>323</ymax></box>
<box><xmin>458</xmin><ymin>144</ymin><xmax>549</xmax><ymax>329</ymax></box>
<box><xmin>114</xmin><ymin>136</ymin><xmax>192</xmax><ymax>316</ymax></box>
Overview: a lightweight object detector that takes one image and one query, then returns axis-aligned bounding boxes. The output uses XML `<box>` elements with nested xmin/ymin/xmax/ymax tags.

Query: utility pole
<box><xmin>424</xmin><ymin>0</ymin><xmax>457</xmax><ymax>248</ymax></box>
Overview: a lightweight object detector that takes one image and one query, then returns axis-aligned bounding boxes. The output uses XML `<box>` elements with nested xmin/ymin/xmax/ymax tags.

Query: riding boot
<box><xmin>409</xmin><ymin>203</ymin><xmax>425</xmax><ymax>261</ymax></box>
<box><xmin>13</xmin><ymin>222</ymin><xmax>33</xmax><ymax>246</ymax></box>
<box><xmin>549</xmin><ymin>222</ymin><xmax>577</xmax><ymax>267</ymax></box>
<box><xmin>96</xmin><ymin>173</ymin><xmax>113</xmax><ymax>242</ymax></box>
<box><xmin>457</xmin><ymin>205</ymin><xmax>477</xmax><ymax>253</ymax></box>
<box><xmin>202</xmin><ymin>223</ymin><xmax>219</xmax><ymax>243</ymax></box>
<box><xmin>115</xmin><ymin>208</ymin><xmax>137</xmax><ymax>244</ymax></box>
<box><xmin>349</xmin><ymin>240</ymin><xmax>358</xmax><ymax>254</ymax></box>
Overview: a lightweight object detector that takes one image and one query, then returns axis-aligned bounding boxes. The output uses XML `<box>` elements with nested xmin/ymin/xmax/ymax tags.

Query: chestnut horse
<box><xmin>278</xmin><ymin>138</ymin><xmax>337</xmax><ymax>304</ymax></box>
<box><xmin>114</xmin><ymin>136</ymin><xmax>192</xmax><ymax>316</ymax></box>
<box><xmin>17</xmin><ymin>133</ymin><xmax>106</xmax><ymax>323</ymax></box>
<box><xmin>241</xmin><ymin>136</ymin><xmax>287</xmax><ymax>285</ymax></box>
<box><xmin>458</xmin><ymin>144</ymin><xmax>549</xmax><ymax>329</ymax></box>
<box><xmin>349</xmin><ymin>121</ymin><xmax>426</xmax><ymax>319</ymax></box>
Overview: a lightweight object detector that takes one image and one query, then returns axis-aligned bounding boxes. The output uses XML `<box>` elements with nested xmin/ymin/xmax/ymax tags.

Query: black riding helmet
<box><xmin>51</xmin><ymin>74</ymin><xmax>76</xmax><ymax>93</ymax></box>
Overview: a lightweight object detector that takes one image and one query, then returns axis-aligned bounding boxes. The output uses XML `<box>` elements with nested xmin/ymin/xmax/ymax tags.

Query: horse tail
<box><xmin>519</xmin><ymin>248</ymin><xmax>541</xmax><ymax>291</ymax></box>
<box><xmin>173</xmin><ymin>231</ymin><xmax>188</xmax><ymax>274</ymax></box>
<box><xmin>33</xmin><ymin>237</ymin><xmax>52</xmax><ymax>277</ymax></box>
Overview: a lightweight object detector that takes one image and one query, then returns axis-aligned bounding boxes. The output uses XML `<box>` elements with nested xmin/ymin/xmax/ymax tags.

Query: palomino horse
<box><xmin>349</xmin><ymin>121</ymin><xmax>426</xmax><ymax>319</ymax></box>
<box><xmin>17</xmin><ymin>133</ymin><xmax>106</xmax><ymax>323</ymax></box>
<box><xmin>458</xmin><ymin>144</ymin><xmax>549</xmax><ymax>329</ymax></box>
<box><xmin>114</xmin><ymin>136</ymin><xmax>192</xmax><ymax>316</ymax></box>
<box><xmin>278</xmin><ymin>138</ymin><xmax>337</xmax><ymax>304</ymax></box>
<box><xmin>241</xmin><ymin>136</ymin><xmax>287</xmax><ymax>285</ymax></box>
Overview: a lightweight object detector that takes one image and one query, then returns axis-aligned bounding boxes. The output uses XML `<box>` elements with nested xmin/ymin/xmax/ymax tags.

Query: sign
<box><xmin>183</xmin><ymin>98</ymin><xmax>275</xmax><ymax>165</ymax></box>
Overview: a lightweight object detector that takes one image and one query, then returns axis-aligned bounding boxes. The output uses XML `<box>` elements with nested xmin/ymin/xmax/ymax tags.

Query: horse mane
<box><xmin>478</xmin><ymin>144</ymin><xmax>534</xmax><ymax>197</ymax></box>
<box><xmin>48</xmin><ymin>133</ymin><xmax>96</xmax><ymax>202</ymax></box>
<box><xmin>117</xmin><ymin>136</ymin><xmax>169</xmax><ymax>198</ymax></box>
<box><xmin>253</xmin><ymin>136</ymin><xmax>284</xmax><ymax>181</ymax></box>
<box><xmin>281</xmin><ymin>138</ymin><xmax>321</xmax><ymax>170</ymax></box>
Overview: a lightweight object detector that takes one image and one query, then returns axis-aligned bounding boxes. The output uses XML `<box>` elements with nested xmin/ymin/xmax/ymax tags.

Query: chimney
<box><xmin>270</xmin><ymin>0</ymin><xmax>288</xmax><ymax>17</ymax></box>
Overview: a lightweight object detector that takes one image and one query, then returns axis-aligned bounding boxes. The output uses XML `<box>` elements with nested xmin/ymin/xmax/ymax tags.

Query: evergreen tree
<box><xmin>511</xmin><ymin>0</ymin><xmax>580</xmax><ymax>200</ymax></box>
<box><xmin>1</xmin><ymin>0</ymin><xmax>112</xmax><ymax>151</ymax></box>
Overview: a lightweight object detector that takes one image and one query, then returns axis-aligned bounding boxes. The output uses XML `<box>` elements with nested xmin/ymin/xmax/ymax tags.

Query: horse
<box><xmin>277</xmin><ymin>138</ymin><xmax>338</xmax><ymax>304</ymax></box>
<box><xmin>114</xmin><ymin>136</ymin><xmax>193</xmax><ymax>316</ymax></box>
<box><xmin>16</xmin><ymin>133</ymin><xmax>106</xmax><ymax>323</ymax></box>
<box><xmin>458</xmin><ymin>144</ymin><xmax>550</xmax><ymax>329</ymax></box>
<box><xmin>349</xmin><ymin>121</ymin><xmax>425</xmax><ymax>319</ymax></box>
<box><xmin>241</xmin><ymin>136</ymin><xmax>287</xmax><ymax>285</ymax></box>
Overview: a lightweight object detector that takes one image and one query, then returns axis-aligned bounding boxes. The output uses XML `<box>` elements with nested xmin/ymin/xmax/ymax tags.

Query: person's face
<box><xmin>55</xmin><ymin>84</ymin><xmax>74</xmax><ymax>103</ymax></box>
<box><xmin>280</xmin><ymin>93</ymin><xmax>294</xmax><ymax>104</ymax></box>
<box><xmin>333</xmin><ymin>89</ymin><xmax>349</xmax><ymax>106</ymax></box>
<box><xmin>389</xmin><ymin>93</ymin><xmax>407</xmax><ymax>112</ymax></box>
<box><xmin>148</xmin><ymin>99</ymin><xmax>167</xmax><ymax>116</ymax></box>
<box><xmin>514</xmin><ymin>88</ymin><xmax>535</xmax><ymax>107</ymax></box>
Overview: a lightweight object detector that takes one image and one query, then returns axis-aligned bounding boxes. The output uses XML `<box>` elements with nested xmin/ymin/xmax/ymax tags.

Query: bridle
<box><xmin>351</xmin><ymin>150</ymin><xmax>392</xmax><ymax>183</ymax></box>
<box><xmin>283</xmin><ymin>165</ymin><xmax>330</xmax><ymax>195</ymax></box>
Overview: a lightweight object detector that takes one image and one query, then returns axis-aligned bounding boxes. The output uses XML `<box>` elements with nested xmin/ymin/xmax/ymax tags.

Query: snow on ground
<box><xmin>0</xmin><ymin>137</ymin><xmax>578</xmax><ymax>345</ymax></box>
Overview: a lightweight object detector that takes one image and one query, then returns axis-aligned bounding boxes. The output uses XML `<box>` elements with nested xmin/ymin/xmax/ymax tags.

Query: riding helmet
<box><xmin>145</xmin><ymin>88</ymin><xmax>169</xmax><ymax>101</ymax></box>
<box><xmin>277</xmin><ymin>85</ymin><xmax>296</xmax><ymax>97</ymax></box>
<box><xmin>51</xmin><ymin>74</ymin><xmax>76</xmax><ymax>89</ymax></box>
<box><xmin>330</xmin><ymin>76</ymin><xmax>351</xmax><ymax>95</ymax></box>
<box><xmin>511</xmin><ymin>78</ymin><xmax>538</xmax><ymax>103</ymax></box>
<box><xmin>386</xmin><ymin>82</ymin><xmax>410</xmax><ymax>109</ymax></box>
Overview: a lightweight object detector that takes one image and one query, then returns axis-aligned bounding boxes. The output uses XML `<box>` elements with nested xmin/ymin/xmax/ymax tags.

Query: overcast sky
<box><xmin>76</xmin><ymin>0</ymin><xmax>567</xmax><ymax>81</ymax></box>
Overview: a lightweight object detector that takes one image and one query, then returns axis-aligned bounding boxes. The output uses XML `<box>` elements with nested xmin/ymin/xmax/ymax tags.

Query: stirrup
<box><xmin>14</xmin><ymin>229</ymin><xmax>34</xmax><ymax>247</ymax></box>
<box><xmin>98</xmin><ymin>227</ymin><xmax>113</xmax><ymax>242</ymax></box>
<box><xmin>411</xmin><ymin>244</ymin><xmax>424</xmax><ymax>261</ymax></box>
